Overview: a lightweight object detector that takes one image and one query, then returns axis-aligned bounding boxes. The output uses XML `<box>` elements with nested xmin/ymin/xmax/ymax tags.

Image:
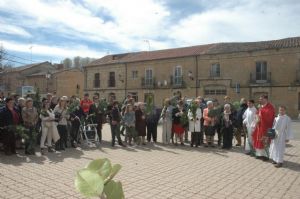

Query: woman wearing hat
<box><xmin>22</xmin><ymin>98</ymin><xmax>38</xmax><ymax>155</ymax></box>
<box><xmin>54</xmin><ymin>96</ymin><xmax>70</xmax><ymax>151</ymax></box>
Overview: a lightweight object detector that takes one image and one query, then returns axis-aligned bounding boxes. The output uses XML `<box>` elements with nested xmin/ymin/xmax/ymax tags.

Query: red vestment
<box><xmin>80</xmin><ymin>99</ymin><xmax>93</xmax><ymax>114</ymax></box>
<box><xmin>252</xmin><ymin>103</ymin><xmax>275</xmax><ymax>149</ymax></box>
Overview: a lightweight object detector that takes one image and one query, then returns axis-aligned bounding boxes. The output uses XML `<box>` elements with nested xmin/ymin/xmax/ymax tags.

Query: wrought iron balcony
<box><xmin>107</xmin><ymin>79</ymin><xmax>116</xmax><ymax>87</ymax></box>
<box><xmin>209</xmin><ymin>70</ymin><xmax>221</xmax><ymax>78</ymax></box>
<box><xmin>170</xmin><ymin>75</ymin><xmax>185</xmax><ymax>88</ymax></box>
<box><xmin>94</xmin><ymin>80</ymin><xmax>100</xmax><ymax>88</ymax></box>
<box><xmin>141</xmin><ymin>77</ymin><xmax>156</xmax><ymax>88</ymax></box>
<box><xmin>249</xmin><ymin>72</ymin><xmax>271</xmax><ymax>85</ymax></box>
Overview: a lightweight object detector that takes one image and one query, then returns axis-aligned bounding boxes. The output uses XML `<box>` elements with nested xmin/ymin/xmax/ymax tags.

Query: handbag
<box><xmin>267</xmin><ymin>128</ymin><xmax>276</xmax><ymax>139</ymax></box>
<box><xmin>266</xmin><ymin>118</ymin><xmax>277</xmax><ymax>139</ymax></box>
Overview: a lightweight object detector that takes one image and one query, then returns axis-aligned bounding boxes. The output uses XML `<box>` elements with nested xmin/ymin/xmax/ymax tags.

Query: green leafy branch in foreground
<box><xmin>75</xmin><ymin>158</ymin><xmax>125</xmax><ymax>199</ymax></box>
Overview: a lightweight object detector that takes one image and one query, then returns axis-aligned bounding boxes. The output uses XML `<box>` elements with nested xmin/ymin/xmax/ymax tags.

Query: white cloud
<box><xmin>168</xmin><ymin>0</ymin><xmax>300</xmax><ymax>46</ymax></box>
<box><xmin>0</xmin><ymin>22</ymin><xmax>31</xmax><ymax>37</ymax></box>
<box><xmin>0</xmin><ymin>0</ymin><xmax>170</xmax><ymax>51</ymax></box>
<box><xmin>1</xmin><ymin>40</ymin><xmax>105</xmax><ymax>59</ymax></box>
<box><xmin>0</xmin><ymin>0</ymin><xmax>300</xmax><ymax>56</ymax></box>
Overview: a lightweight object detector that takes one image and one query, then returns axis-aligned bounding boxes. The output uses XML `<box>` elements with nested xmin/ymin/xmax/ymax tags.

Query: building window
<box><xmin>256</xmin><ymin>61</ymin><xmax>267</xmax><ymax>80</ymax></box>
<box><xmin>108</xmin><ymin>72</ymin><xmax>115</xmax><ymax>87</ymax></box>
<box><xmin>94</xmin><ymin>73</ymin><xmax>100</xmax><ymax>88</ymax></box>
<box><xmin>174</xmin><ymin>66</ymin><xmax>182</xmax><ymax>85</ymax></box>
<box><xmin>204</xmin><ymin>89</ymin><xmax>227</xmax><ymax>95</ymax></box>
<box><xmin>210</xmin><ymin>63</ymin><xmax>220</xmax><ymax>77</ymax></box>
<box><xmin>132</xmin><ymin>70</ymin><xmax>138</xmax><ymax>79</ymax></box>
<box><xmin>145</xmin><ymin>69</ymin><xmax>153</xmax><ymax>85</ymax></box>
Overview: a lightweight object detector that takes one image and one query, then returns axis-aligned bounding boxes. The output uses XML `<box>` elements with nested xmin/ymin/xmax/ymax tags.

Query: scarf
<box><xmin>223</xmin><ymin>110</ymin><xmax>231</xmax><ymax>127</ymax></box>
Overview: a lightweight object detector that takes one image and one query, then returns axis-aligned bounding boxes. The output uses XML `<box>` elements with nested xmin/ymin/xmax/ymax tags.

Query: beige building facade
<box><xmin>84</xmin><ymin>37</ymin><xmax>300</xmax><ymax>118</ymax></box>
<box><xmin>0</xmin><ymin>62</ymin><xmax>84</xmax><ymax>98</ymax></box>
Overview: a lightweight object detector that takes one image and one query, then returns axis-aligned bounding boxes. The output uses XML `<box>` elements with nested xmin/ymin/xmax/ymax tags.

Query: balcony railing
<box><xmin>249</xmin><ymin>72</ymin><xmax>271</xmax><ymax>84</ymax></box>
<box><xmin>94</xmin><ymin>80</ymin><xmax>100</xmax><ymax>88</ymax></box>
<box><xmin>170</xmin><ymin>75</ymin><xmax>185</xmax><ymax>88</ymax></box>
<box><xmin>209</xmin><ymin>70</ymin><xmax>221</xmax><ymax>78</ymax></box>
<box><xmin>107</xmin><ymin>79</ymin><xmax>116</xmax><ymax>87</ymax></box>
<box><xmin>141</xmin><ymin>77</ymin><xmax>156</xmax><ymax>88</ymax></box>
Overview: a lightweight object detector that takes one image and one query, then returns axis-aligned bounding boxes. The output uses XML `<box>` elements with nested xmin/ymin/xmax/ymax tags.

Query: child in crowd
<box><xmin>269</xmin><ymin>106</ymin><xmax>293</xmax><ymax>168</ymax></box>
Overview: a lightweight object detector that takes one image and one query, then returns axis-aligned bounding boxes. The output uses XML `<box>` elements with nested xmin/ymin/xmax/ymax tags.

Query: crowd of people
<box><xmin>0</xmin><ymin>92</ymin><xmax>293</xmax><ymax>168</ymax></box>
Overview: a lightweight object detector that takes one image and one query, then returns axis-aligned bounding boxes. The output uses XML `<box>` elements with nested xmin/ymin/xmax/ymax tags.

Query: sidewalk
<box><xmin>0</xmin><ymin>124</ymin><xmax>300</xmax><ymax>199</ymax></box>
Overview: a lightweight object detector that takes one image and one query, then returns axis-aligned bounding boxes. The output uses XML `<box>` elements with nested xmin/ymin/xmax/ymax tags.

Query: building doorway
<box><xmin>144</xmin><ymin>93</ymin><xmax>154</xmax><ymax>106</ymax></box>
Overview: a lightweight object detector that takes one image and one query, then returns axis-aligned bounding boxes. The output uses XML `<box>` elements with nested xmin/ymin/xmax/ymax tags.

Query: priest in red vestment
<box><xmin>252</xmin><ymin>95</ymin><xmax>275</xmax><ymax>160</ymax></box>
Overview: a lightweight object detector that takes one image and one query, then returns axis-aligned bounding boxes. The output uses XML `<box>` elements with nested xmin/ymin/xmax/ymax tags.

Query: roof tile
<box><xmin>86</xmin><ymin>37</ymin><xmax>300</xmax><ymax>67</ymax></box>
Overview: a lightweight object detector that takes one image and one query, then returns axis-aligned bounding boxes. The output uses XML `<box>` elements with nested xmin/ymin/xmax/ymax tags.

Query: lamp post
<box><xmin>45</xmin><ymin>71</ymin><xmax>51</xmax><ymax>93</ymax></box>
<box><xmin>188</xmin><ymin>70</ymin><xmax>194</xmax><ymax>80</ymax></box>
<box><xmin>144</xmin><ymin>40</ymin><xmax>150</xmax><ymax>51</ymax></box>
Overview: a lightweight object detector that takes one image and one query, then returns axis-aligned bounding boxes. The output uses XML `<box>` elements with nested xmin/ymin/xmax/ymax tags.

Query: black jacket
<box><xmin>70</xmin><ymin>106</ymin><xmax>85</xmax><ymax>124</ymax></box>
<box><xmin>235</xmin><ymin>103</ymin><xmax>248</xmax><ymax>127</ymax></box>
<box><xmin>172</xmin><ymin>107</ymin><xmax>186</xmax><ymax>124</ymax></box>
<box><xmin>220</xmin><ymin>112</ymin><xmax>236</xmax><ymax>129</ymax></box>
<box><xmin>89</xmin><ymin>104</ymin><xmax>105</xmax><ymax>125</ymax></box>
<box><xmin>0</xmin><ymin>106</ymin><xmax>19</xmax><ymax>127</ymax></box>
<box><xmin>111</xmin><ymin>106</ymin><xmax>121</xmax><ymax>122</ymax></box>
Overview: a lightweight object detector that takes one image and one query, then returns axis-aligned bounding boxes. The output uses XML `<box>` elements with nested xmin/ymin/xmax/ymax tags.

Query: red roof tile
<box><xmin>86</xmin><ymin>37</ymin><xmax>300</xmax><ymax>67</ymax></box>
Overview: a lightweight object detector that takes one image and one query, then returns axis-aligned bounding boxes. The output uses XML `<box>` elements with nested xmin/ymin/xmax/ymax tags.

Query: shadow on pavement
<box><xmin>0</xmin><ymin>153</ymin><xmax>47</xmax><ymax>166</ymax></box>
<box><xmin>284</xmin><ymin>160</ymin><xmax>300</xmax><ymax>172</ymax></box>
<box><xmin>0</xmin><ymin>147</ymin><xmax>85</xmax><ymax>166</ymax></box>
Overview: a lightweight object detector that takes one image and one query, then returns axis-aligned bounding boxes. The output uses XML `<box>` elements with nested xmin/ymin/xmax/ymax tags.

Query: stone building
<box><xmin>84</xmin><ymin>37</ymin><xmax>300</xmax><ymax>118</ymax></box>
<box><xmin>0</xmin><ymin>62</ymin><xmax>84</xmax><ymax>98</ymax></box>
<box><xmin>0</xmin><ymin>62</ymin><xmax>56</xmax><ymax>96</ymax></box>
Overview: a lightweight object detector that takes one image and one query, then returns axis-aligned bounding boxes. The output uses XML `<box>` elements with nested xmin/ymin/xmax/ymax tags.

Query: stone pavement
<box><xmin>1</xmin><ymin>123</ymin><xmax>300</xmax><ymax>199</ymax></box>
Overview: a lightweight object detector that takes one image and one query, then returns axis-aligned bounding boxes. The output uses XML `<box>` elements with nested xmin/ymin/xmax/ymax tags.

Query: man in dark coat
<box><xmin>69</xmin><ymin>97</ymin><xmax>85</xmax><ymax>147</ymax></box>
<box><xmin>0</xmin><ymin>98</ymin><xmax>20</xmax><ymax>155</ymax></box>
<box><xmin>146</xmin><ymin>106</ymin><xmax>160</xmax><ymax>143</ymax></box>
<box><xmin>89</xmin><ymin>95</ymin><xmax>105</xmax><ymax>143</ymax></box>
<box><xmin>110</xmin><ymin>101</ymin><xmax>125</xmax><ymax>147</ymax></box>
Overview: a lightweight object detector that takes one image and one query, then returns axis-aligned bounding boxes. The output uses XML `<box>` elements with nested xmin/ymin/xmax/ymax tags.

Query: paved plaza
<box><xmin>1</xmin><ymin>123</ymin><xmax>300</xmax><ymax>199</ymax></box>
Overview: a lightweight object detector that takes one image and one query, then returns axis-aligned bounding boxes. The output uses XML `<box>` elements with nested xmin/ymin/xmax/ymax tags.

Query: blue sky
<box><xmin>0</xmin><ymin>0</ymin><xmax>300</xmax><ymax>66</ymax></box>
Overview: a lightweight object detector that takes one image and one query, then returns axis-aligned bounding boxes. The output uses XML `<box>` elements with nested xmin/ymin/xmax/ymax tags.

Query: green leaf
<box><xmin>75</xmin><ymin>169</ymin><xmax>104</xmax><ymax>198</ymax></box>
<box><xmin>104</xmin><ymin>180</ymin><xmax>125</xmax><ymax>199</ymax></box>
<box><xmin>87</xmin><ymin>158</ymin><xmax>112</xmax><ymax>180</ymax></box>
<box><xmin>108</xmin><ymin>164</ymin><xmax>122</xmax><ymax>180</ymax></box>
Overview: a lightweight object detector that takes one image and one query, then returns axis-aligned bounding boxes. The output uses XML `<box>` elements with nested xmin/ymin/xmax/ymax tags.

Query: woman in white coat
<box><xmin>188</xmin><ymin>99</ymin><xmax>202</xmax><ymax>147</ymax></box>
<box><xmin>269</xmin><ymin>106</ymin><xmax>293</xmax><ymax>168</ymax></box>
<box><xmin>40</xmin><ymin>98</ymin><xmax>60</xmax><ymax>154</ymax></box>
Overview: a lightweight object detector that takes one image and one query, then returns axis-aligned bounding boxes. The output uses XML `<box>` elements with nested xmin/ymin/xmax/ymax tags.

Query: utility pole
<box><xmin>29</xmin><ymin>45</ymin><xmax>33</xmax><ymax>63</ymax></box>
<box><xmin>144</xmin><ymin>40</ymin><xmax>150</xmax><ymax>51</ymax></box>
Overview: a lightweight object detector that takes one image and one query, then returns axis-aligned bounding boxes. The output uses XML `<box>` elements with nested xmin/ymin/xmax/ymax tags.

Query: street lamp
<box><xmin>188</xmin><ymin>71</ymin><xmax>194</xmax><ymax>80</ymax></box>
<box><xmin>45</xmin><ymin>71</ymin><xmax>51</xmax><ymax>92</ymax></box>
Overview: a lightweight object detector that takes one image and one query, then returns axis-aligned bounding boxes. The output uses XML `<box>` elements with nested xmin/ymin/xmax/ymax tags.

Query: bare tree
<box><xmin>0</xmin><ymin>45</ymin><xmax>14</xmax><ymax>69</ymax></box>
